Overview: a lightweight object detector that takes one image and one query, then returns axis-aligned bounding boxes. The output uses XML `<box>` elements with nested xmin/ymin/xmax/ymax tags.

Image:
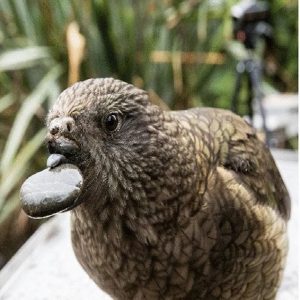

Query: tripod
<box><xmin>231</xmin><ymin>54</ymin><xmax>270</xmax><ymax>146</ymax></box>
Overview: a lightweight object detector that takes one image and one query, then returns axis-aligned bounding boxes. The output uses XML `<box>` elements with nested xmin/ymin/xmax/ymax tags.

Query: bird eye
<box><xmin>104</xmin><ymin>113</ymin><xmax>119</xmax><ymax>132</ymax></box>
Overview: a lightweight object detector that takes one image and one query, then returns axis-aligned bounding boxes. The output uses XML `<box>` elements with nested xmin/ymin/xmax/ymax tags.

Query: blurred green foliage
<box><xmin>0</xmin><ymin>0</ymin><xmax>297</xmax><ymax>263</ymax></box>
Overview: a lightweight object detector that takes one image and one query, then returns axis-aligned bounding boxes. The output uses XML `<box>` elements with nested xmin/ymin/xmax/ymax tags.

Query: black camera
<box><xmin>231</xmin><ymin>0</ymin><xmax>272</xmax><ymax>49</ymax></box>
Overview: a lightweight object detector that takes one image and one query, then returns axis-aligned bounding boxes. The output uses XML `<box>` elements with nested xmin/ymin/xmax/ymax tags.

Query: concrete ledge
<box><xmin>0</xmin><ymin>213</ymin><xmax>111</xmax><ymax>300</ymax></box>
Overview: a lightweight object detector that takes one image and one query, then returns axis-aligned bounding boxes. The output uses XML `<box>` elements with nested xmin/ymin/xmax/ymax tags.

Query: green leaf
<box><xmin>9</xmin><ymin>0</ymin><xmax>37</xmax><ymax>43</ymax></box>
<box><xmin>0</xmin><ymin>65</ymin><xmax>62</xmax><ymax>174</ymax></box>
<box><xmin>0</xmin><ymin>47</ymin><xmax>50</xmax><ymax>71</ymax></box>
<box><xmin>0</xmin><ymin>94</ymin><xmax>14</xmax><ymax>113</ymax></box>
<box><xmin>0</xmin><ymin>191</ymin><xmax>19</xmax><ymax>225</ymax></box>
<box><xmin>0</xmin><ymin>128</ymin><xmax>46</xmax><ymax>207</ymax></box>
<box><xmin>226</xmin><ymin>41</ymin><xmax>249</xmax><ymax>61</ymax></box>
<box><xmin>197</xmin><ymin>0</ymin><xmax>208</xmax><ymax>42</ymax></box>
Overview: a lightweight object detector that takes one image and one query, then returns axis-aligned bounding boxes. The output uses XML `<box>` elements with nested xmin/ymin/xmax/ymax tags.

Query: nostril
<box><xmin>49</xmin><ymin>117</ymin><xmax>74</xmax><ymax>135</ymax></box>
<box><xmin>50</xmin><ymin>126</ymin><xmax>59</xmax><ymax>135</ymax></box>
<box><xmin>66</xmin><ymin>121</ymin><xmax>72</xmax><ymax>132</ymax></box>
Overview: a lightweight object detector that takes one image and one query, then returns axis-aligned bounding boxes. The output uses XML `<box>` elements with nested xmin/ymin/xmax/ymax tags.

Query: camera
<box><xmin>231</xmin><ymin>0</ymin><xmax>272</xmax><ymax>49</ymax></box>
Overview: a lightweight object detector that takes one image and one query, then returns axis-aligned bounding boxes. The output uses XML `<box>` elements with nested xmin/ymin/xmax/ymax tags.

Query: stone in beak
<box><xmin>20</xmin><ymin>117</ymin><xmax>84</xmax><ymax>218</ymax></box>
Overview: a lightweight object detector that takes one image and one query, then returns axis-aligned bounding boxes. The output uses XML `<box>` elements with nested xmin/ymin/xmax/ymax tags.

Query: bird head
<box><xmin>45</xmin><ymin>78</ymin><xmax>173</xmax><ymax>214</ymax></box>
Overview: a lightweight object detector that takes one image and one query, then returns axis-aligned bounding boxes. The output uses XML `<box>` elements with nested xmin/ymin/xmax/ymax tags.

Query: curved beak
<box><xmin>47</xmin><ymin>116</ymin><xmax>80</xmax><ymax>157</ymax></box>
<box><xmin>47</xmin><ymin>136</ymin><xmax>80</xmax><ymax>158</ymax></box>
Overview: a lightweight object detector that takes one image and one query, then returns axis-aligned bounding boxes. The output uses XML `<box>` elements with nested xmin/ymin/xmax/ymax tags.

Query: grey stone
<box><xmin>20</xmin><ymin>164</ymin><xmax>83</xmax><ymax>218</ymax></box>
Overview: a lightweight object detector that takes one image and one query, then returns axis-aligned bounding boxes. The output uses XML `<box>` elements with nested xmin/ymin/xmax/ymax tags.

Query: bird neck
<box><xmin>72</xmin><ymin>110</ymin><xmax>207</xmax><ymax>247</ymax></box>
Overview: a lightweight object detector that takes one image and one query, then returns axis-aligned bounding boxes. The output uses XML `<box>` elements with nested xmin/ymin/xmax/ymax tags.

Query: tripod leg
<box><xmin>246</xmin><ymin>74</ymin><xmax>253</xmax><ymax>122</ymax></box>
<box><xmin>247</xmin><ymin>60</ymin><xmax>270</xmax><ymax>146</ymax></box>
<box><xmin>231</xmin><ymin>61</ymin><xmax>245</xmax><ymax>113</ymax></box>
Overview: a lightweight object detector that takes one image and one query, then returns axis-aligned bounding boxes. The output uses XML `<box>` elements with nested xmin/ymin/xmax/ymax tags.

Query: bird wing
<box><xmin>176</xmin><ymin>108</ymin><xmax>290</xmax><ymax>298</ymax></box>
<box><xmin>206</xmin><ymin>108</ymin><xmax>290</xmax><ymax>220</ymax></box>
<box><xmin>175</xmin><ymin>107</ymin><xmax>291</xmax><ymax>220</ymax></box>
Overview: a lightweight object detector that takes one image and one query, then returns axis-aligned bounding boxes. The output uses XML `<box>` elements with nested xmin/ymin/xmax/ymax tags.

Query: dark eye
<box><xmin>104</xmin><ymin>113</ymin><xmax>119</xmax><ymax>132</ymax></box>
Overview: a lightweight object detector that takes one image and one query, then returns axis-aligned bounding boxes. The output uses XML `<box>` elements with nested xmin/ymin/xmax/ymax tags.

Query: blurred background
<box><xmin>0</xmin><ymin>0</ymin><xmax>298</xmax><ymax>270</ymax></box>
